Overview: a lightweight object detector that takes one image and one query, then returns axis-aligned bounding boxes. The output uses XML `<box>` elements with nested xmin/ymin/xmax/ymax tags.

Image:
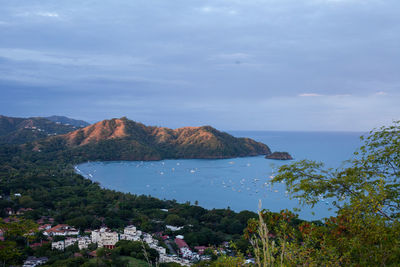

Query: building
<box><xmin>52</xmin><ymin>236</ymin><xmax>92</xmax><ymax>250</ymax></box>
<box><xmin>194</xmin><ymin>246</ymin><xmax>208</xmax><ymax>255</ymax></box>
<box><xmin>120</xmin><ymin>225</ymin><xmax>141</xmax><ymax>241</ymax></box>
<box><xmin>91</xmin><ymin>227</ymin><xmax>119</xmax><ymax>249</ymax></box>
<box><xmin>38</xmin><ymin>224</ymin><xmax>52</xmax><ymax>231</ymax></box>
<box><xmin>65</xmin><ymin>237</ymin><xmax>78</xmax><ymax>248</ymax></box>
<box><xmin>52</xmin><ymin>241</ymin><xmax>65</xmax><ymax>250</ymax></box>
<box><xmin>166</xmin><ymin>225</ymin><xmax>184</xmax><ymax>231</ymax></box>
<box><xmin>78</xmin><ymin>236</ymin><xmax>92</xmax><ymax>250</ymax></box>
<box><xmin>124</xmin><ymin>225</ymin><xmax>137</xmax><ymax>236</ymax></box>
<box><xmin>175</xmin><ymin>238</ymin><xmax>193</xmax><ymax>259</ymax></box>
<box><xmin>23</xmin><ymin>256</ymin><xmax>48</xmax><ymax>267</ymax></box>
<box><xmin>44</xmin><ymin>224</ymin><xmax>79</xmax><ymax>236</ymax></box>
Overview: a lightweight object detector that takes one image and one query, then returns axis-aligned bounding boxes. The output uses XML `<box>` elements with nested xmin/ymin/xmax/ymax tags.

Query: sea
<box><xmin>76</xmin><ymin>131</ymin><xmax>364</xmax><ymax>221</ymax></box>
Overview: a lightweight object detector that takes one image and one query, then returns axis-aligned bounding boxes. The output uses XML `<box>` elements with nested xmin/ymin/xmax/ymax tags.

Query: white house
<box><xmin>91</xmin><ymin>227</ymin><xmax>119</xmax><ymax>249</ymax></box>
<box><xmin>78</xmin><ymin>236</ymin><xmax>92</xmax><ymax>250</ymax></box>
<box><xmin>65</xmin><ymin>237</ymin><xmax>78</xmax><ymax>248</ymax></box>
<box><xmin>51</xmin><ymin>241</ymin><xmax>64</xmax><ymax>250</ymax></box>
<box><xmin>44</xmin><ymin>224</ymin><xmax>79</xmax><ymax>236</ymax></box>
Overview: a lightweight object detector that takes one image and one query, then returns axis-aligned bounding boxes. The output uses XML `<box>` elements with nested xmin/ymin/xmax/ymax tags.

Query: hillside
<box><xmin>35</xmin><ymin>117</ymin><xmax>271</xmax><ymax>161</ymax></box>
<box><xmin>0</xmin><ymin>115</ymin><xmax>81</xmax><ymax>144</ymax></box>
<box><xmin>44</xmin><ymin>115</ymin><xmax>90</xmax><ymax>127</ymax></box>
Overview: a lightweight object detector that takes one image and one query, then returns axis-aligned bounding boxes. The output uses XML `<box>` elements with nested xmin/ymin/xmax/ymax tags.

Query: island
<box><xmin>265</xmin><ymin>151</ymin><xmax>293</xmax><ymax>160</ymax></box>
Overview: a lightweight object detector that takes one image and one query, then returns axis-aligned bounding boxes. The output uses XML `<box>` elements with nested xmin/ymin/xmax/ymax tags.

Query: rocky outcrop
<box><xmin>266</xmin><ymin>151</ymin><xmax>293</xmax><ymax>160</ymax></box>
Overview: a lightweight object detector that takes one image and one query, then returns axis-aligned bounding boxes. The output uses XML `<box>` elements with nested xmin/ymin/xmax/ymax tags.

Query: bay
<box><xmin>76</xmin><ymin>131</ymin><xmax>364</xmax><ymax>220</ymax></box>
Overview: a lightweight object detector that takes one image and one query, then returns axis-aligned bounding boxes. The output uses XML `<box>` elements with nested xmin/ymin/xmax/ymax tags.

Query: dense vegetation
<box><xmin>0</xmin><ymin>115</ymin><xmax>81</xmax><ymax>144</ymax></box>
<box><xmin>35</xmin><ymin>117</ymin><xmax>271</xmax><ymax>161</ymax></box>
<box><xmin>0</xmin><ymin>141</ymin><xmax>275</xmax><ymax>266</ymax></box>
<box><xmin>1</xmin><ymin>119</ymin><xmax>399</xmax><ymax>266</ymax></box>
<box><xmin>214</xmin><ymin>122</ymin><xmax>400</xmax><ymax>266</ymax></box>
<box><xmin>44</xmin><ymin>115</ymin><xmax>90</xmax><ymax>128</ymax></box>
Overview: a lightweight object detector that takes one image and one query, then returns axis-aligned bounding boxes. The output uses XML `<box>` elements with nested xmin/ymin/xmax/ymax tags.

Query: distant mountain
<box><xmin>35</xmin><ymin>117</ymin><xmax>271</xmax><ymax>161</ymax></box>
<box><xmin>0</xmin><ymin>115</ymin><xmax>81</xmax><ymax>144</ymax></box>
<box><xmin>44</xmin><ymin>115</ymin><xmax>90</xmax><ymax>127</ymax></box>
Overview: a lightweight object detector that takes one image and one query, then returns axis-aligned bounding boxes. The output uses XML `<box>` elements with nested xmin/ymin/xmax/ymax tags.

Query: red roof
<box><xmin>45</xmin><ymin>224</ymin><xmax>77</xmax><ymax>234</ymax></box>
<box><xmin>174</xmin><ymin>238</ymin><xmax>188</xmax><ymax>249</ymax></box>
<box><xmin>195</xmin><ymin>246</ymin><xmax>208</xmax><ymax>255</ymax></box>
<box><xmin>38</xmin><ymin>224</ymin><xmax>52</xmax><ymax>230</ymax></box>
<box><xmin>89</xmin><ymin>251</ymin><xmax>97</xmax><ymax>257</ymax></box>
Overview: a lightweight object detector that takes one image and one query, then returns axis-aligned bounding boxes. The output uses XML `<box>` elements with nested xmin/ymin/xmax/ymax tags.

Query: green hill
<box><xmin>34</xmin><ymin>117</ymin><xmax>271</xmax><ymax>161</ymax></box>
<box><xmin>0</xmin><ymin>115</ymin><xmax>81</xmax><ymax>144</ymax></box>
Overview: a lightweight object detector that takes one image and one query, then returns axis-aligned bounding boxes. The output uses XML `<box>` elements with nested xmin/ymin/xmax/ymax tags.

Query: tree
<box><xmin>0</xmin><ymin>218</ymin><xmax>38</xmax><ymax>266</ymax></box>
<box><xmin>269</xmin><ymin>121</ymin><xmax>400</xmax><ymax>265</ymax></box>
<box><xmin>0</xmin><ymin>241</ymin><xmax>21</xmax><ymax>267</ymax></box>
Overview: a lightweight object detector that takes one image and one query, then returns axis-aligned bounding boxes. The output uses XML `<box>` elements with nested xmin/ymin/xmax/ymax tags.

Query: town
<box><xmin>1</xmin><ymin>211</ymin><xmax>230</xmax><ymax>267</ymax></box>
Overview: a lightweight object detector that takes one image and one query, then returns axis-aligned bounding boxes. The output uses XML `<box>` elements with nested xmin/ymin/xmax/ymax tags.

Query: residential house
<box><xmin>44</xmin><ymin>224</ymin><xmax>79</xmax><ymax>236</ymax></box>
<box><xmin>91</xmin><ymin>227</ymin><xmax>119</xmax><ymax>249</ymax></box>
<box><xmin>78</xmin><ymin>236</ymin><xmax>92</xmax><ymax>250</ymax></box>
<box><xmin>175</xmin><ymin>238</ymin><xmax>193</xmax><ymax>259</ymax></box>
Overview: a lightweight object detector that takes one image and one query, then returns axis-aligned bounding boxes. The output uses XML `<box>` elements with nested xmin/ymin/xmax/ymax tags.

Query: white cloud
<box><xmin>211</xmin><ymin>53</ymin><xmax>251</xmax><ymax>60</ymax></box>
<box><xmin>16</xmin><ymin>11</ymin><xmax>61</xmax><ymax>19</ymax></box>
<box><xmin>198</xmin><ymin>6</ymin><xmax>238</xmax><ymax>15</ymax></box>
<box><xmin>299</xmin><ymin>93</ymin><xmax>323</xmax><ymax>97</ymax></box>
<box><xmin>36</xmin><ymin>12</ymin><xmax>60</xmax><ymax>18</ymax></box>
<box><xmin>0</xmin><ymin>48</ymin><xmax>150</xmax><ymax>67</ymax></box>
<box><xmin>375</xmin><ymin>91</ymin><xmax>387</xmax><ymax>96</ymax></box>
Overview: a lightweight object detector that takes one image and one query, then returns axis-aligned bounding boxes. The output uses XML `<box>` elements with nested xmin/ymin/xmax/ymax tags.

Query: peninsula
<box><xmin>34</xmin><ymin>117</ymin><xmax>272</xmax><ymax>162</ymax></box>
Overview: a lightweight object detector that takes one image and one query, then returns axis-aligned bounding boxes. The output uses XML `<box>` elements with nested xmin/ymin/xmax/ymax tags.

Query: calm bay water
<box><xmin>76</xmin><ymin>131</ymin><xmax>363</xmax><ymax>220</ymax></box>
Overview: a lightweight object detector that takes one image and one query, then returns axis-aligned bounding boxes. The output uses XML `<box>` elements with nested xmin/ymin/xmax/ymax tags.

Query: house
<box><xmin>5</xmin><ymin>208</ymin><xmax>14</xmax><ymax>215</ymax></box>
<box><xmin>38</xmin><ymin>224</ymin><xmax>52</xmax><ymax>231</ymax></box>
<box><xmin>78</xmin><ymin>236</ymin><xmax>92</xmax><ymax>250</ymax></box>
<box><xmin>143</xmin><ymin>233</ymin><xmax>157</xmax><ymax>245</ymax></box>
<box><xmin>17</xmin><ymin>208</ymin><xmax>33</xmax><ymax>215</ymax></box>
<box><xmin>52</xmin><ymin>241</ymin><xmax>65</xmax><ymax>250</ymax></box>
<box><xmin>166</xmin><ymin>225</ymin><xmax>184</xmax><ymax>231</ymax></box>
<box><xmin>91</xmin><ymin>227</ymin><xmax>119</xmax><ymax>249</ymax></box>
<box><xmin>124</xmin><ymin>225</ymin><xmax>137</xmax><ymax>236</ymax></box>
<box><xmin>88</xmin><ymin>250</ymin><xmax>97</xmax><ymax>258</ymax></box>
<box><xmin>29</xmin><ymin>241</ymin><xmax>48</xmax><ymax>250</ymax></box>
<box><xmin>52</xmin><ymin>236</ymin><xmax>92</xmax><ymax>250</ymax></box>
<box><xmin>120</xmin><ymin>225</ymin><xmax>141</xmax><ymax>241</ymax></box>
<box><xmin>44</xmin><ymin>224</ymin><xmax>79</xmax><ymax>236</ymax></box>
<box><xmin>23</xmin><ymin>256</ymin><xmax>48</xmax><ymax>267</ymax></box>
<box><xmin>65</xmin><ymin>237</ymin><xmax>78</xmax><ymax>247</ymax></box>
<box><xmin>175</xmin><ymin>237</ymin><xmax>193</xmax><ymax>259</ymax></box>
<box><xmin>194</xmin><ymin>246</ymin><xmax>208</xmax><ymax>255</ymax></box>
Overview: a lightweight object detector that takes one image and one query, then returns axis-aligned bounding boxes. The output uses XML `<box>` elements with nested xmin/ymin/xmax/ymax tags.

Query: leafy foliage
<box><xmin>241</xmin><ymin>121</ymin><xmax>400</xmax><ymax>265</ymax></box>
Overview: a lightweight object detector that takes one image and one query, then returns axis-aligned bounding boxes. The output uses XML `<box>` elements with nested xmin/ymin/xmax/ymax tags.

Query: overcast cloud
<box><xmin>0</xmin><ymin>0</ymin><xmax>399</xmax><ymax>131</ymax></box>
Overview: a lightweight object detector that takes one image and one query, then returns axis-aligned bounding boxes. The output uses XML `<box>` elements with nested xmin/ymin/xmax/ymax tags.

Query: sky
<box><xmin>0</xmin><ymin>0</ymin><xmax>399</xmax><ymax>131</ymax></box>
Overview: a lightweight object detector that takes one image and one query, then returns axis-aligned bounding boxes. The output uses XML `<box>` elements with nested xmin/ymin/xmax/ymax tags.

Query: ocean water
<box><xmin>76</xmin><ymin>131</ymin><xmax>364</xmax><ymax>221</ymax></box>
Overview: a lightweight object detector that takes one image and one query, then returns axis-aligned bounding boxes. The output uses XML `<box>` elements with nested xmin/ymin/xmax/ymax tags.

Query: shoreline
<box><xmin>74</xmin><ymin>157</ymin><xmax>332</xmax><ymax>221</ymax></box>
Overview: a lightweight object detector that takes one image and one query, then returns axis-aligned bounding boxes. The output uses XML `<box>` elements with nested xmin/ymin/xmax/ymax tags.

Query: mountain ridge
<box><xmin>44</xmin><ymin>115</ymin><xmax>90</xmax><ymax>127</ymax></box>
<box><xmin>35</xmin><ymin>117</ymin><xmax>271</xmax><ymax>161</ymax></box>
<box><xmin>0</xmin><ymin>115</ymin><xmax>83</xmax><ymax>144</ymax></box>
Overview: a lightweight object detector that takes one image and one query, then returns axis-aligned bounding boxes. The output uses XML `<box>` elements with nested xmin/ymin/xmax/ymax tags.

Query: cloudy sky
<box><xmin>0</xmin><ymin>0</ymin><xmax>399</xmax><ymax>131</ymax></box>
